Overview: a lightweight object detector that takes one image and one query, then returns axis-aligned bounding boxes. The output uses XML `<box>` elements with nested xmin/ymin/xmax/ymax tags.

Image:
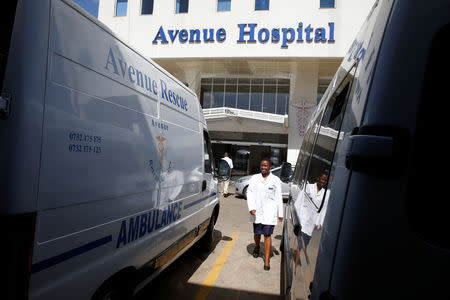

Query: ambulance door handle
<box><xmin>344</xmin><ymin>126</ymin><xmax>409</xmax><ymax>177</ymax></box>
<box><xmin>202</xmin><ymin>180</ymin><xmax>207</xmax><ymax>191</ymax></box>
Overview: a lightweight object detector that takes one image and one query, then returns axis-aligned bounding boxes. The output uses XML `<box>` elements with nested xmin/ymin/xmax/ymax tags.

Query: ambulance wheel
<box><xmin>92</xmin><ymin>274</ymin><xmax>133</xmax><ymax>300</ymax></box>
<box><xmin>243</xmin><ymin>186</ymin><xmax>248</xmax><ymax>199</ymax></box>
<box><xmin>201</xmin><ymin>212</ymin><xmax>215</xmax><ymax>252</ymax></box>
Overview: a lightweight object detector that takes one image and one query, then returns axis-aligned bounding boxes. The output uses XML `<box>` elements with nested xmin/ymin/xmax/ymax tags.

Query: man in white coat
<box><xmin>295</xmin><ymin>171</ymin><xmax>329</xmax><ymax>249</ymax></box>
<box><xmin>247</xmin><ymin>159</ymin><xmax>284</xmax><ymax>271</ymax></box>
<box><xmin>220</xmin><ymin>152</ymin><xmax>233</xmax><ymax>197</ymax></box>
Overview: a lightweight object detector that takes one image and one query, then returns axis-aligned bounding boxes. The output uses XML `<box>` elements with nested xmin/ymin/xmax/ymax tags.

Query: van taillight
<box><xmin>0</xmin><ymin>213</ymin><xmax>36</xmax><ymax>299</ymax></box>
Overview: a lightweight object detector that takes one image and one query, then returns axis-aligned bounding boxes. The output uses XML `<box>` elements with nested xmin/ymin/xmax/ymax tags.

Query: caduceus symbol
<box><xmin>291</xmin><ymin>100</ymin><xmax>316</xmax><ymax>137</ymax></box>
<box><xmin>156</xmin><ymin>134</ymin><xmax>166</xmax><ymax>170</ymax></box>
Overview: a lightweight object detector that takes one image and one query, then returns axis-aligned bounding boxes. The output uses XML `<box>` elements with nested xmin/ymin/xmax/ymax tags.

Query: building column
<box><xmin>287</xmin><ymin>60</ymin><xmax>319</xmax><ymax>164</ymax></box>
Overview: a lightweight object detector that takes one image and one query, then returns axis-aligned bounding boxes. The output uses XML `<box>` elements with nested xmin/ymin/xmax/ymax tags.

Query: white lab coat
<box><xmin>221</xmin><ymin>156</ymin><xmax>233</xmax><ymax>169</ymax></box>
<box><xmin>247</xmin><ymin>173</ymin><xmax>284</xmax><ymax>225</ymax></box>
<box><xmin>295</xmin><ymin>183</ymin><xmax>327</xmax><ymax>236</ymax></box>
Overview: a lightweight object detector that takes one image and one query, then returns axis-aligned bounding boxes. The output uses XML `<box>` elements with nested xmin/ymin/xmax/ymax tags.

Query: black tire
<box><xmin>243</xmin><ymin>186</ymin><xmax>248</xmax><ymax>199</ymax></box>
<box><xmin>92</xmin><ymin>280</ymin><xmax>132</xmax><ymax>300</ymax></box>
<box><xmin>201</xmin><ymin>212</ymin><xmax>216</xmax><ymax>252</ymax></box>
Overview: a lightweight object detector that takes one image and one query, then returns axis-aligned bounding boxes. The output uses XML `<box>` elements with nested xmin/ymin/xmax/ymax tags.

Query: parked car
<box><xmin>234</xmin><ymin>165</ymin><xmax>294</xmax><ymax>200</ymax></box>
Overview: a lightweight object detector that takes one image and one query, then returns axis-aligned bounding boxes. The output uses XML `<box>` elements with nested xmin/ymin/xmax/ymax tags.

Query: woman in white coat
<box><xmin>247</xmin><ymin>159</ymin><xmax>284</xmax><ymax>271</ymax></box>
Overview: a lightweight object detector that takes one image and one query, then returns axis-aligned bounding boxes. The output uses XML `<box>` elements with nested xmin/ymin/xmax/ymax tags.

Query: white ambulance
<box><xmin>0</xmin><ymin>0</ymin><xmax>219</xmax><ymax>299</ymax></box>
<box><xmin>280</xmin><ymin>0</ymin><xmax>450</xmax><ymax>299</ymax></box>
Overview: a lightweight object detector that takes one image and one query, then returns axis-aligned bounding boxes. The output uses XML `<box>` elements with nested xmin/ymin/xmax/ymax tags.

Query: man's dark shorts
<box><xmin>253</xmin><ymin>223</ymin><xmax>275</xmax><ymax>236</ymax></box>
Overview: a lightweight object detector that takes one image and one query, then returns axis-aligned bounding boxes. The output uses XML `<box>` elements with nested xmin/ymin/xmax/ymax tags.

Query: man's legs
<box><xmin>223</xmin><ymin>179</ymin><xmax>229</xmax><ymax>196</ymax></box>
<box><xmin>264</xmin><ymin>235</ymin><xmax>271</xmax><ymax>267</ymax></box>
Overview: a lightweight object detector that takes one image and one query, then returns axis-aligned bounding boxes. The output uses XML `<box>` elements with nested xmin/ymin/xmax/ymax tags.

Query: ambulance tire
<box><xmin>92</xmin><ymin>272</ymin><xmax>133</xmax><ymax>300</ymax></box>
<box><xmin>201</xmin><ymin>212</ymin><xmax>216</xmax><ymax>252</ymax></box>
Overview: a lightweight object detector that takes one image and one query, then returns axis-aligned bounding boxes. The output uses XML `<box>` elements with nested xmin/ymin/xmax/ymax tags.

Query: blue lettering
<box><xmin>271</xmin><ymin>28</ymin><xmax>280</xmax><ymax>42</ymax></box>
<box><xmin>305</xmin><ymin>25</ymin><xmax>313</xmax><ymax>42</ymax></box>
<box><xmin>105</xmin><ymin>48</ymin><xmax>119</xmax><ymax>75</ymax></box>
<box><xmin>118</xmin><ymin>59</ymin><xmax>127</xmax><ymax>78</ymax></box>
<box><xmin>152</xmin><ymin>80</ymin><xmax>158</xmax><ymax>95</ymax></box>
<box><xmin>297</xmin><ymin>22</ymin><xmax>303</xmax><ymax>42</ymax></box>
<box><xmin>160</xmin><ymin>80</ymin><xmax>168</xmax><ymax>101</ymax></box>
<box><xmin>128</xmin><ymin>65</ymin><xmax>136</xmax><ymax>83</ymax></box>
<box><xmin>148</xmin><ymin>210</ymin><xmax>156</xmax><ymax>233</ymax></box>
<box><xmin>216</xmin><ymin>28</ymin><xmax>226</xmax><ymax>42</ymax></box>
<box><xmin>179</xmin><ymin>29</ymin><xmax>188</xmax><ymax>43</ymax></box>
<box><xmin>116</xmin><ymin>220</ymin><xmax>127</xmax><ymax>248</ymax></box>
<box><xmin>203</xmin><ymin>29</ymin><xmax>215</xmax><ymax>42</ymax></box>
<box><xmin>139</xmin><ymin>213</ymin><xmax>148</xmax><ymax>237</ymax></box>
<box><xmin>258</xmin><ymin>28</ymin><xmax>270</xmax><ymax>43</ymax></box>
<box><xmin>168</xmin><ymin>29</ymin><xmax>179</xmax><ymax>42</ymax></box>
<box><xmin>237</xmin><ymin>23</ymin><xmax>257</xmax><ymax>43</ymax></box>
<box><xmin>328</xmin><ymin>22</ymin><xmax>335</xmax><ymax>42</ymax></box>
<box><xmin>282</xmin><ymin>28</ymin><xmax>295</xmax><ymax>48</ymax></box>
<box><xmin>189</xmin><ymin>29</ymin><xmax>201</xmax><ymax>42</ymax></box>
<box><xmin>153</xmin><ymin>26</ymin><xmax>169</xmax><ymax>44</ymax></box>
<box><xmin>315</xmin><ymin>27</ymin><xmax>327</xmax><ymax>42</ymax></box>
<box><xmin>128</xmin><ymin>216</ymin><xmax>140</xmax><ymax>243</ymax></box>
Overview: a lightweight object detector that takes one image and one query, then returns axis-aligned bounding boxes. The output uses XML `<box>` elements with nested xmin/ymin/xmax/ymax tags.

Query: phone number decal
<box><xmin>68</xmin><ymin>132</ymin><xmax>103</xmax><ymax>154</ymax></box>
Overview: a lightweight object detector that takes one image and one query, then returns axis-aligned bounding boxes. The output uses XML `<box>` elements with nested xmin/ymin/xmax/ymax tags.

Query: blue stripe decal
<box><xmin>184</xmin><ymin>192</ymin><xmax>217</xmax><ymax>210</ymax></box>
<box><xmin>31</xmin><ymin>235</ymin><xmax>112</xmax><ymax>274</ymax></box>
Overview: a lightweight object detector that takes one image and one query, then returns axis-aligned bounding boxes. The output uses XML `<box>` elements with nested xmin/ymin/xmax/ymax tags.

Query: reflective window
<box><xmin>255</xmin><ymin>0</ymin><xmax>269</xmax><ymax>10</ymax></box>
<box><xmin>141</xmin><ymin>0</ymin><xmax>154</xmax><ymax>14</ymax></box>
<box><xmin>176</xmin><ymin>0</ymin><xmax>189</xmax><ymax>13</ymax></box>
<box><xmin>115</xmin><ymin>0</ymin><xmax>128</xmax><ymax>16</ymax></box>
<box><xmin>200</xmin><ymin>77</ymin><xmax>290</xmax><ymax>115</ymax></box>
<box><xmin>320</xmin><ymin>0</ymin><xmax>335</xmax><ymax>8</ymax></box>
<box><xmin>218</xmin><ymin>0</ymin><xmax>231</xmax><ymax>12</ymax></box>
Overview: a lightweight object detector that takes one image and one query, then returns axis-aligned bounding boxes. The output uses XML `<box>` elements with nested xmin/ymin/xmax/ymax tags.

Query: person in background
<box><xmin>247</xmin><ymin>159</ymin><xmax>284</xmax><ymax>271</ymax></box>
<box><xmin>220</xmin><ymin>152</ymin><xmax>233</xmax><ymax>197</ymax></box>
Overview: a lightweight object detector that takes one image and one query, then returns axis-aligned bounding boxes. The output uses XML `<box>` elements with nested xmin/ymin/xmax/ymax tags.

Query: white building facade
<box><xmin>98</xmin><ymin>0</ymin><xmax>375</xmax><ymax>174</ymax></box>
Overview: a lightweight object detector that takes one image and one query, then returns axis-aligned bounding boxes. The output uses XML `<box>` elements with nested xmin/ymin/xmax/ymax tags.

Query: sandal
<box><xmin>252</xmin><ymin>247</ymin><xmax>260</xmax><ymax>258</ymax></box>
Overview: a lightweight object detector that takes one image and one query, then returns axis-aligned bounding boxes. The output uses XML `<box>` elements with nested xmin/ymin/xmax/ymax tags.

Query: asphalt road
<box><xmin>135</xmin><ymin>185</ymin><xmax>283</xmax><ymax>300</ymax></box>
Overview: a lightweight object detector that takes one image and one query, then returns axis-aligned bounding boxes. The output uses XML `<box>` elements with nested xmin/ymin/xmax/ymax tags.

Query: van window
<box><xmin>302</xmin><ymin>67</ymin><xmax>356</xmax><ymax>209</ymax></box>
<box><xmin>203</xmin><ymin>131</ymin><xmax>214</xmax><ymax>173</ymax></box>
<box><xmin>293</xmin><ymin>118</ymin><xmax>320</xmax><ymax>188</ymax></box>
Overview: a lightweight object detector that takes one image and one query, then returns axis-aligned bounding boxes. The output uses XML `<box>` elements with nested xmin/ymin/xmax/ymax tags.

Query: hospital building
<box><xmin>98</xmin><ymin>0</ymin><xmax>375</xmax><ymax>174</ymax></box>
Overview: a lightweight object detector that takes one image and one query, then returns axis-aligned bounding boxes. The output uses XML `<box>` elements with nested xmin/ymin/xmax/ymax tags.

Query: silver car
<box><xmin>234</xmin><ymin>166</ymin><xmax>294</xmax><ymax>200</ymax></box>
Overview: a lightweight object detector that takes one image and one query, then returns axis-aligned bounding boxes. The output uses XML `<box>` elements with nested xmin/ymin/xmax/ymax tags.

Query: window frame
<box><xmin>217</xmin><ymin>0</ymin><xmax>231</xmax><ymax>12</ymax></box>
<box><xmin>319</xmin><ymin>0</ymin><xmax>336</xmax><ymax>9</ymax></box>
<box><xmin>115</xmin><ymin>0</ymin><xmax>128</xmax><ymax>17</ymax></box>
<box><xmin>175</xmin><ymin>0</ymin><xmax>189</xmax><ymax>14</ymax></box>
<box><xmin>141</xmin><ymin>0</ymin><xmax>154</xmax><ymax>15</ymax></box>
<box><xmin>255</xmin><ymin>0</ymin><xmax>270</xmax><ymax>11</ymax></box>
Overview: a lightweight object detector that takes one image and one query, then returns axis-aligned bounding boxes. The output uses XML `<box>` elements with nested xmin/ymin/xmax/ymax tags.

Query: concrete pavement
<box><xmin>135</xmin><ymin>185</ymin><xmax>283</xmax><ymax>300</ymax></box>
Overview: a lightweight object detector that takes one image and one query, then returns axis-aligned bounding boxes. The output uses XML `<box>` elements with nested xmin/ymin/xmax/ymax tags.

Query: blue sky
<box><xmin>73</xmin><ymin>0</ymin><xmax>99</xmax><ymax>18</ymax></box>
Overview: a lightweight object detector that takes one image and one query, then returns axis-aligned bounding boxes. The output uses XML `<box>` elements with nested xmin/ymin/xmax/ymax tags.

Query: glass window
<box><xmin>115</xmin><ymin>0</ymin><xmax>128</xmax><ymax>16</ymax></box>
<box><xmin>211</xmin><ymin>84</ymin><xmax>224</xmax><ymax>108</ymax></box>
<box><xmin>176</xmin><ymin>0</ymin><xmax>189</xmax><ymax>13</ymax></box>
<box><xmin>255</xmin><ymin>0</ymin><xmax>269</xmax><ymax>10</ymax></box>
<box><xmin>263</xmin><ymin>85</ymin><xmax>276</xmax><ymax>114</ymax></box>
<box><xmin>141</xmin><ymin>0</ymin><xmax>154</xmax><ymax>14</ymax></box>
<box><xmin>201</xmin><ymin>85</ymin><xmax>212</xmax><ymax>109</ymax></box>
<box><xmin>200</xmin><ymin>77</ymin><xmax>290</xmax><ymax>115</ymax></box>
<box><xmin>276</xmin><ymin>86</ymin><xmax>289</xmax><ymax>115</ymax></box>
<box><xmin>320</xmin><ymin>0</ymin><xmax>335</xmax><ymax>8</ymax></box>
<box><xmin>218</xmin><ymin>0</ymin><xmax>231</xmax><ymax>12</ymax></box>
<box><xmin>250</xmin><ymin>85</ymin><xmax>263</xmax><ymax>111</ymax></box>
<box><xmin>203</xmin><ymin>131</ymin><xmax>214</xmax><ymax>173</ymax></box>
<box><xmin>237</xmin><ymin>85</ymin><xmax>250</xmax><ymax>110</ymax></box>
<box><xmin>225</xmin><ymin>85</ymin><xmax>237</xmax><ymax>108</ymax></box>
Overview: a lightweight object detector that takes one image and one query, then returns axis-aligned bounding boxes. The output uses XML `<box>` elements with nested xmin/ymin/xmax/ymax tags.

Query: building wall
<box><xmin>98</xmin><ymin>0</ymin><xmax>375</xmax><ymax>166</ymax></box>
<box><xmin>98</xmin><ymin>0</ymin><xmax>375</xmax><ymax>59</ymax></box>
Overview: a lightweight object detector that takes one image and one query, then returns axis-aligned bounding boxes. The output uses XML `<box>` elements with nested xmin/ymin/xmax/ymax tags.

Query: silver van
<box><xmin>280</xmin><ymin>1</ymin><xmax>450</xmax><ymax>299</ymax></box>
<box><xmin>0</xmin><ymin>1</ymin><xmax>219</xmax><ymax>299</ymax></box>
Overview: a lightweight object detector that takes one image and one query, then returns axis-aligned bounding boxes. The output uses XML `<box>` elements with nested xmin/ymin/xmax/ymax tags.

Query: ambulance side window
<box><xmin>203</xmin><ymin>131</ymin><xmax>214</xmax><ymax>173</ymax></box>
<box><xmin>304</xmin><ymin>67</ymin><xmax>356</xmax><ymax>211</ymax></box>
